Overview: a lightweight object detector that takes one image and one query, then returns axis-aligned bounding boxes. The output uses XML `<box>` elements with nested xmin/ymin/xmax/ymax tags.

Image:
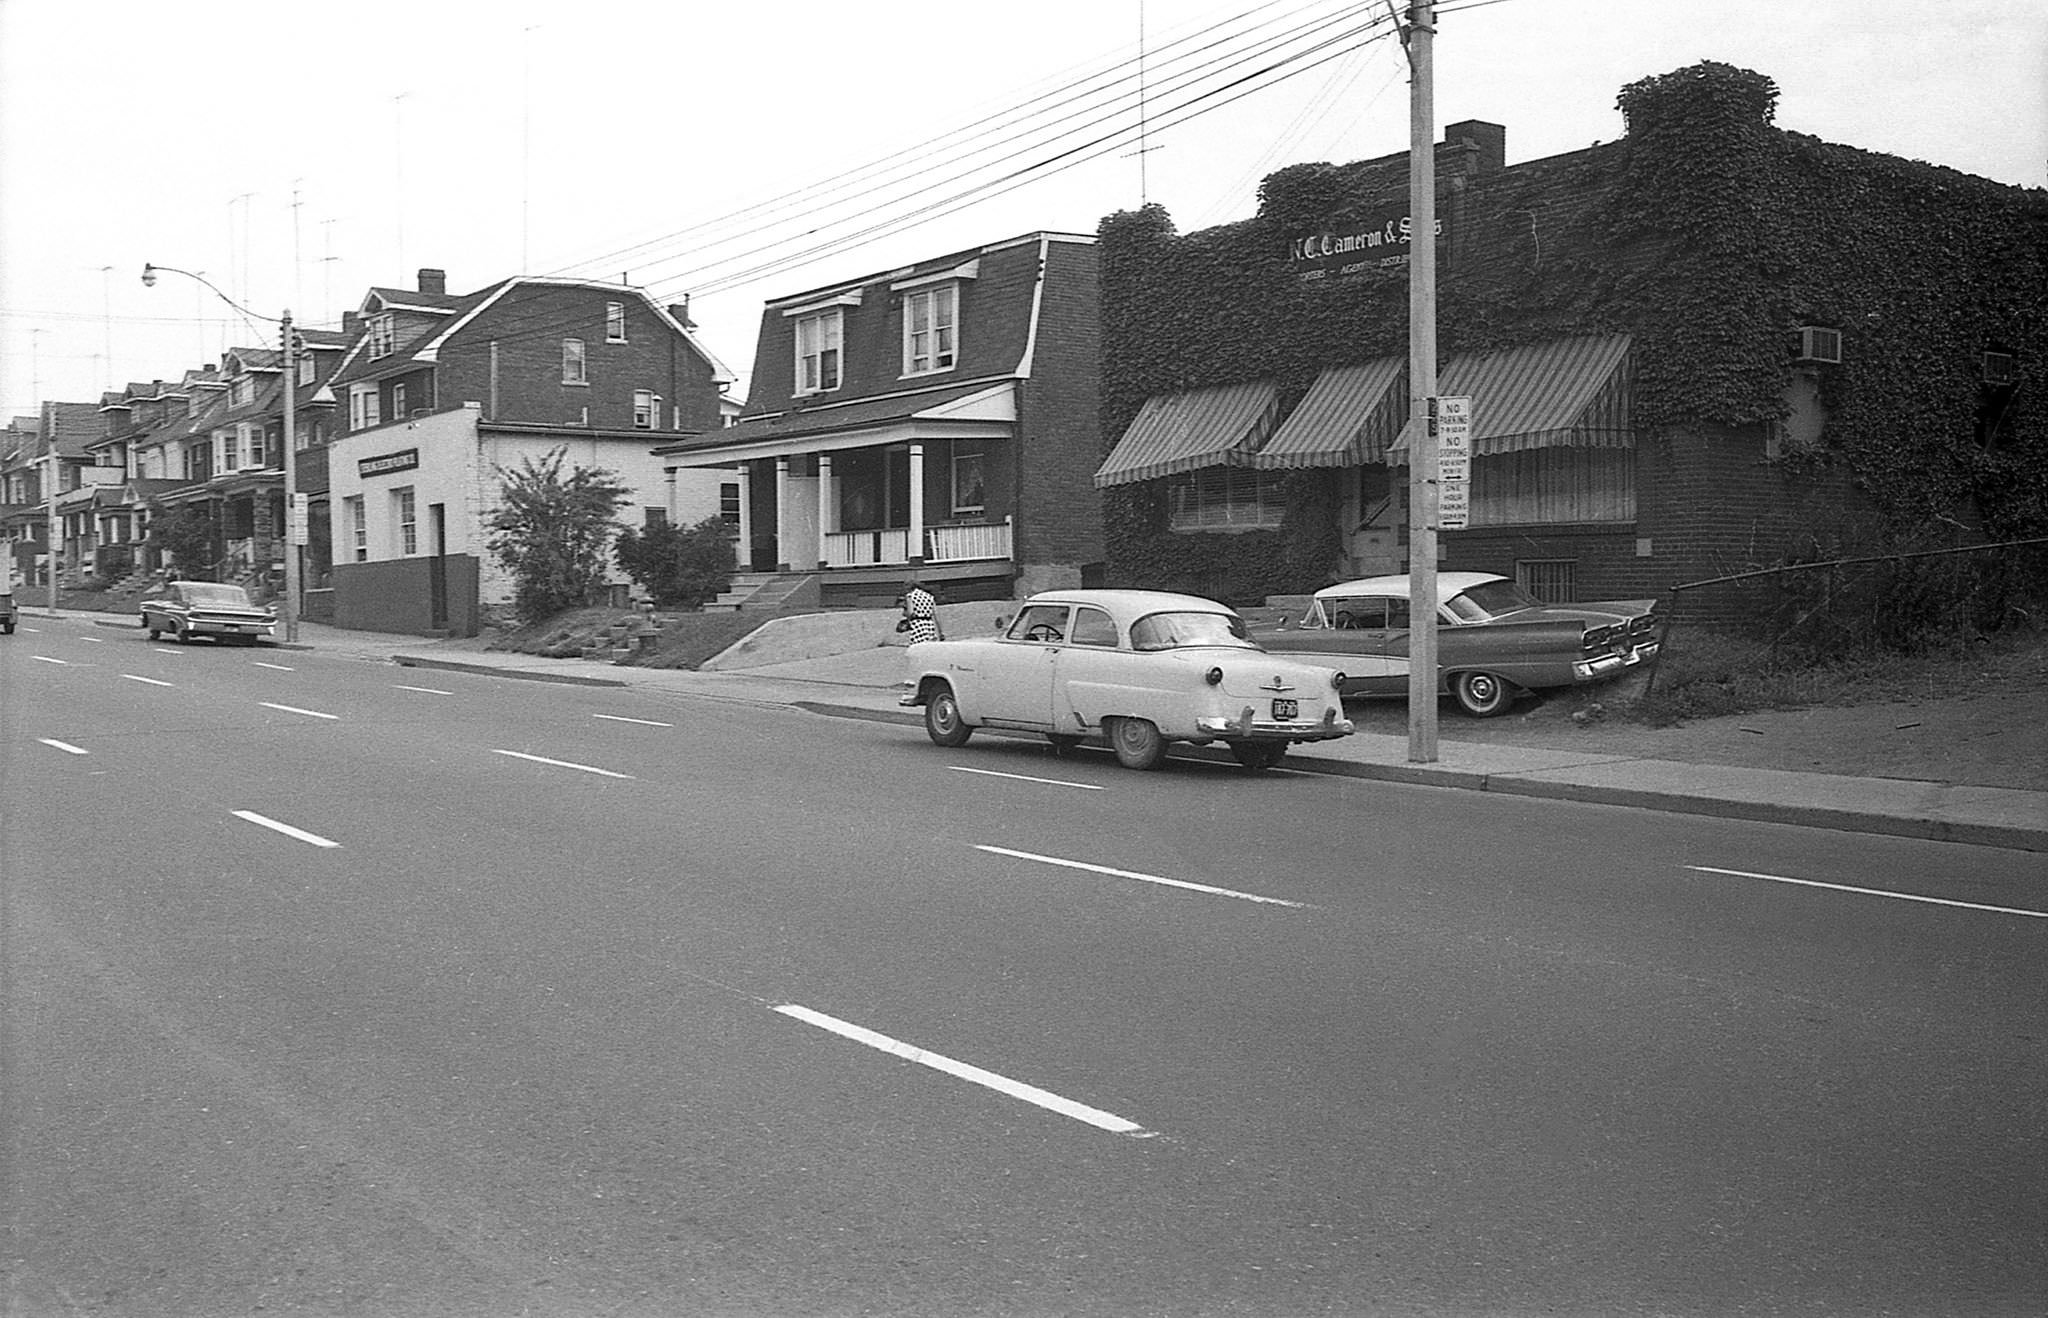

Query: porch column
<box><xmin>909</xmin><ymin>442</ymin><xmax>926</xmax><ymax>565</ymax></box>
<box><xmin>815</xmin><ymin>453</ymin><xmax>833</xmax><ymax>569</ymax></box>
<box><xmin>735</xmin><ymin>464</ymin><xmax>752</xmax><ymax>569</ymax></box>
<box><xmin>774</xmin><ymin>457</ymin><xmax>791</xmax><ymax>571</ymax></box>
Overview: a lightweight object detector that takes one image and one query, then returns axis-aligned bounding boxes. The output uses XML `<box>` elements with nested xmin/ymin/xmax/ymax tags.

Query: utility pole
<box><xmin>280</xmin><ymin>310</ymin><xmax>301</xmax><ymax>643</ymax></box>
<box><xmin>1404</xmin><ymin>0</ymin><xmax>1440</xmax><ymax>763</ymax></box>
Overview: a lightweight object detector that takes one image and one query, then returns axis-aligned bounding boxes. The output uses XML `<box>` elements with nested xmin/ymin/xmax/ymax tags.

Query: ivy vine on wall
<box><xmin>1097</xmin><ymin>61</ymin><xmax>2046</xmax><ymax>601</ymax></box>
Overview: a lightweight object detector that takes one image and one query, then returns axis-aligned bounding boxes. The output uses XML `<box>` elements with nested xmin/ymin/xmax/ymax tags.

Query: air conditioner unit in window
<box><xmin>1982</xmin><ymin>351</ymin><xmax>2017</xmax><ymax>386</ymax></box>
<box><xmin>1792</xmin><ymin>326</ymin><xmax>1843</xmax><ymax>364</ymax></box>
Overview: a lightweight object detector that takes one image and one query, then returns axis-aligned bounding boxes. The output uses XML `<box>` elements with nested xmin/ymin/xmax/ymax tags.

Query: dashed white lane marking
<box><xmin>32</xmin><ymin>656</ymin><xmax>68</xmax><ymax>665</ymax></box>
<box><xmin>394</xmin><ymin>684</ymin><xmax>453</xmax><ymax>695</ymax></box>
<box><xmin>253</xmin><ymin>661</ymin><xmax>296</xmax><ymax>671</ymax></box>
<box><xmin>773</xmin><ymin>1004</ymin><xmax>1155</xmax><ymax>1138</ymax></box>
<box><xmin>490</xmin><ymin>748</ymin><xmax>634</xmax><ymax>779</ymax></box>
<box><xmin>260</xmin><ymin>702</ymin><xmax>339</xmax><ymax>720</ymax></box>
<box><xmin>976</xmin><ymin>844</ymin><xmax>1309</xmax><ymax>908</ymax></box>
<box><xmin>593</xmin><ymin>714</ymin><xmax>673</xmax><ymax>727</ymax></box>
<box><xmin>232</xmin><ymin>810</ymin><xmax>340</xmax><ymax>848</ymax></box>
<box><xmin>38</xmin><ymin>739</ymin><xmax>88</xmax><ymax>755</ymax></box>
<box><xmin>152</xmin><ymin>647</ymin><xmax>183</xmax><ymax>655</ymax></box>
<box><xmin>122</xmin><ymin>674</ymin><xmax>173</xmax><ymax>687</ymax></box>
<box><xmin>1688</xmin><ymin>865</ymin><xmax>2048</xmax><ymax>919</ymax></box>
<box><xmin>950</xmin><ymin>766</ymin><xmax>1103</xmax><ymax>791</ymax></box>
<box><xmin>78</xmin><ymin>636</ymin><xmax>104</xmax><ymax>643</ymax></box>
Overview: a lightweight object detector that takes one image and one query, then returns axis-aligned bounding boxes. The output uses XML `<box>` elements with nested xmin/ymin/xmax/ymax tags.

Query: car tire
<box><xmin>1108</xmin><ymin>717</ymin><xmax>1167</xmax><ymax>770</ymax></box>
<box><xmin>146</xmin><ymin>626</ymin><xmax>160</xmax><ymax>640</ymax></box>
<box><xmin>923</xmin><ymin>684</ymin><xmax>973</xmax><ymax>748</ymax></box>
<box><xmin>1046</xmin><ymin>733</ymin><xmax>1084</xmax><ymax>757</ymax></box>
<box><xmin>1450</xmin><ymin>670</ymin><xmax>1514</xmax><ymax>718</ymax></box>
<box><xmin>1229</xmin><ymin>740</ymin><xmax>1288</xmax><ymax>770</ymax></box>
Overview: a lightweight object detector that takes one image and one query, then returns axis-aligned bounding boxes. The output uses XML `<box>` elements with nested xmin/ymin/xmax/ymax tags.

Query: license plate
<box><xmin>1271</xmin><ymin>698</ymin><xmax>1298</xmax><ymax>719</ymax></box>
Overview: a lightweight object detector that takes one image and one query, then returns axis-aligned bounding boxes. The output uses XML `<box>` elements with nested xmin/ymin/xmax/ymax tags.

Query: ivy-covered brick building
<box><xmin>1093</xmin><ymin>63</ymin><xmax>2045</xmax><ymax>617</ymax></box>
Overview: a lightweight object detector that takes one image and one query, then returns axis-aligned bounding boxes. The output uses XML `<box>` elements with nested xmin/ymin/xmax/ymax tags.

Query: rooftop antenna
<box><xmin>1122</xmin><ymin>0</ymin><xmax>1164</xmax><ymax>203</ymax></box>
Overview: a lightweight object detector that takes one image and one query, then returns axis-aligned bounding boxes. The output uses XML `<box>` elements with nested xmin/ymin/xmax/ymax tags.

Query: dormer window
<box><xmin>794</xmin><ymin>309</ymin><xmax>842</xmax><ymax>395</ymax></box>
<box><xmin>369</xmin><ymin>313</ymin><xmax>397</xmax><ymax>359</ymax></box>
<box><xmin>298</xmin><ymin>351</ymin><xmax>317</xmax><ymax>386</ymax></box>
<box><xmin>902</xmin><ymin>285</ymin><xmax>958</xmax><ymax>376</ymax></box>
<box><xmin>231</xmin><ymin>377</ymin><xmax>254</xmax><ymax>408</ymax></box>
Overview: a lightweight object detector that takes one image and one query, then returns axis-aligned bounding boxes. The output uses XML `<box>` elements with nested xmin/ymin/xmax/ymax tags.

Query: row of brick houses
<box><xmin>6</xmin><ymin>62</ymin><xmax>2040</xmax><ymax>635</ymax></box>
<box><xmin>2</xmin><ymin>271</ymin><xmax>737</xmax><ymax>634</ymax></box>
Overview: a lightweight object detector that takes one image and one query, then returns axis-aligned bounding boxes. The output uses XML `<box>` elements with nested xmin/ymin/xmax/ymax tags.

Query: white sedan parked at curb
<box><xmin>899</xmin><ymin>588</ymin><xmax>1354</xmax><ymax>770</ymax></box>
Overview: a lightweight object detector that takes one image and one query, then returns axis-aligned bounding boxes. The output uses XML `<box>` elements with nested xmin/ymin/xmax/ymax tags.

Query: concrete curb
<box><xmin>391</xmin><ymin>655</ymin><xmax>628</xmax><ymax>687</ymax></box>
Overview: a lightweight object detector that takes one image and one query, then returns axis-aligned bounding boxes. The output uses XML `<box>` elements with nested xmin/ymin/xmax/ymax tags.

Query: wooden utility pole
<box><xmin>1405</xmin><ymin>0</ymin><xmax>1440</xmax><ymax>762</ymax></box>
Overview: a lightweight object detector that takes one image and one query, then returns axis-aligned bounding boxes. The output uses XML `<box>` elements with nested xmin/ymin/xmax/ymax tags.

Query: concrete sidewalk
<box><xmin>39</xmin><ymin>609</ymin><xmax>2048</xmax><ymax>853</ymax></box>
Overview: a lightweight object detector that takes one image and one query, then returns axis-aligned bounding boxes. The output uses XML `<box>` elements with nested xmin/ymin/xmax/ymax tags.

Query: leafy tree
<box><xmin>146</xmin><ymin>504</ymin><xmax>216</xmax><ymax>577</ymax></box>
<box><xmin>486</xmin><ymin>447</ymin><xmax>632</xmax><ymax>622</ymax></box>
<box><xmin>614</xmin><ymin>514</ymin><xmax>737</xmax><ymax>608</ymax></box>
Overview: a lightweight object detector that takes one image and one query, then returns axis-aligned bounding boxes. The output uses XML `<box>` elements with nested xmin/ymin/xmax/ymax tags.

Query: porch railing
<box><xmin>823</xmin><ymin>527</ymin><xmax>914</xmax><ymax>567</ymax></box>
<box><xmin>819</xmin><ymin>518</ymin><xmax>1014</xmax><ymax>567</ymax></box>
<box><xmin>926</xmin><ymin>518</ymin><xmax>1011</xmax><ymax>563</ymax></box>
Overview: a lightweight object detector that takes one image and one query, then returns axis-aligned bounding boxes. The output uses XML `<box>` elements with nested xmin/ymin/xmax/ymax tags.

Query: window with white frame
<box><xmin>606</xmin><ymin>301</ymin><xmax>627</xmax><ymax>343</ymax></box>
<box><xmin>393</xmin><ymin>487</ymin><xmax>417</xmax><ymax>555</ymax></box>
<box><xmin>1469</xmin><ymin>448</ymin><xmax>1635</xmax><ymax>526</ymax></box>
<box><xmin>211</xmin><ymin>429</ymin><xmax>232</xmax><ymax>475</ymax></box>
<box><xmin>345</xmin><ymin>496</ymin><xmax>367</xmax><ymax>561</ymax></box>
<box><xmin>298</xmin><ymin>351</ymin><xmax>317</xmax><ymax>386</ymax></box>
<box><xmin>562</xmin><ymin>338</ymin><xmax>587</xmax><ymax>385</ymax></box>
<box><xmin>950</xmin><ymin>448</ymin><xmax>985</xmax><ymax>516</ymax></box>
<box><xmin>903</xmin><ymin>285</ymin><xmax>958</xmax><ymax>375</ymax></box>
<box><xmin>719</xmin><ymin>481</ymin><xmax>741</xmax><ymax>532</ymax></box>
<box><xmin>392</xmin><ymin>382</ymin><xmax>408</xmax><ymax>419</ymax></box>
<box><xmin>1167</xmin><ymin>466</ymin><xmax>1286</xmax><ymax>531</ymax></box>
<box><xmin>349</xmin><ymin>383</ymin><xmax>381</xmax><ymax>432</ymax></box>
<box><xmin>632</xmin><ymin>390</ymin><xmax>658</xmax><ymax>429</ymax></box>
<box><xmin>369</xmin><ymin>314</ymin><xmax>396</xmax><ymax>359</ymax></box>
<box><xmin>237</xmin><ymin>422</ymin><xmax>263</xmax><ymax>469</ymax></box>
<box><xmin>794</xmin><ymin>310</ymin><xmax>842</xmax><ymax>395</ymax></box>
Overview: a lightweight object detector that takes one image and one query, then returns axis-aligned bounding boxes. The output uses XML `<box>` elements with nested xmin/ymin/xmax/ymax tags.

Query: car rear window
<box><xmin>1130</xmin><ymin>611</ymin><xmax>1254</xmax><ymax>651</ymax></box>
<box><xmin>182</xmin><ymin>584</ymin><xmax>255</xmax><ymax>607</ymax></box>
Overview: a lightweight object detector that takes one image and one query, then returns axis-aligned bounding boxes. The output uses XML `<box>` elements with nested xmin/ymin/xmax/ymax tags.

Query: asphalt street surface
<box><xmin>4</xmin><ymin>615</ymin><xmax>2044</xmax><ymax>1316</ymax></box>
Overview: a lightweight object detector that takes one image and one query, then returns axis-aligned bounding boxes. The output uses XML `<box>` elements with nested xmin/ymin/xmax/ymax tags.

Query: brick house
<box><xmin>654</xmin><ymin>231</ymin><xmax>1103</xmax><ymax>607</ymax></box>
<box><xmin>1093</xmin><ymin>63</ymin><xmax>2044</xmax><ymax>620</ymax></box>
<box><xmin>319</xmin><ymin>269</ymin><xmax>735</xmax><ymax>634</ymax></box>
<box><xmin>1</xmin><ymin>401</ymin><xmax>106</xmax><ymax>588</ymax></box>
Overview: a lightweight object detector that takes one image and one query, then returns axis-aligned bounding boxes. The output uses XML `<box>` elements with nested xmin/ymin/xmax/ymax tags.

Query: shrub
<box><xmin>614</xmin><ymin>515</ymin><xmax>736</xmax><ymax>608</ymax></box>
<box><xmin>486</xmin><ymin>447</ymin><xmax>632</xmax><ymax>623</ymax></box>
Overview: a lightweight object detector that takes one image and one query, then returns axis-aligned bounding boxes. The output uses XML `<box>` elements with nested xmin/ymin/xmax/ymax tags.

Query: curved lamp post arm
<box><xmin>140</xmin><ymin>262</ymin><xmax>302</xmax><ymax>643</ymax></box>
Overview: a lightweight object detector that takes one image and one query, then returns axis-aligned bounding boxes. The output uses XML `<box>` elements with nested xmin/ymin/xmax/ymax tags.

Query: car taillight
<box><xmin>1205</xmin><ymin>667</ymin><xmax>1224</xmax><ymax>686</ymax></box>
<box><xmin>1330</xmin><ymin>670</ymin><xmax>1347</xmax><ymax>691</ymax></box>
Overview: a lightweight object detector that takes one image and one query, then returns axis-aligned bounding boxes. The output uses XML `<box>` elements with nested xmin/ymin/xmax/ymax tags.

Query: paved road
<box><xmin>5</xmin><ymin>618</ymin><xmax>2044</xmax><ymax>1316</ymax></box>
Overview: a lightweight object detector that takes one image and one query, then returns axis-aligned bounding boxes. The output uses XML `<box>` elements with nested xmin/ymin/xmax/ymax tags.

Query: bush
<box><xmin>614</xmin><ymin>515</ymin><xmax>736</xmax><ymax>608</ymax></box>
<box><xmin>486</xmin><ymin>448</ymin><xmax>632</xmax><ymax>624</ymax></box>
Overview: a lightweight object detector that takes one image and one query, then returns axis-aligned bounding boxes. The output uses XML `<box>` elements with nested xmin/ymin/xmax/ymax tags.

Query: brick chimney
<box><xmin>418</xmin><ymin>268</ymin><xmax>447</xmax><ymax>296</ymax></box>
<box><xmin>342</xmin><ymin>310</ymin><xmax>360</xmax><ymax>335</ymax></box>
<box><xmin>669</xmin><ymin>297</ymin><xmax>695</xmax><ymax>328</ymax></box>
<box><xmin>1443</xmin><ymin>120</ymin><xmax>1505</xmax><ymax>176</ymax></box>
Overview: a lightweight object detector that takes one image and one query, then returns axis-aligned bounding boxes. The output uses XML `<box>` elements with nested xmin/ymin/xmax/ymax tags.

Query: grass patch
<box><xmin>487</xmin><ymin>606</ymin><xmax>812</xmax><ymax>669</ymax></box>
<box><xmin>1624</xmin><ymin>624</ymin><xmax>2046</xmax><ymax>725</ymax></box>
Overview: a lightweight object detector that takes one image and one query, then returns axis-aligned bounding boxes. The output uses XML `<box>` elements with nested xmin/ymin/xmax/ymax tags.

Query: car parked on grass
<box><xmin>139</xmin><ymin>580</ymin><xmax>276</xmax><ymax>645</ymax></box>
<box><xmin>899</xmin><ymin>588</ymin><xmax>1354</xmax><ymax>770</ymax></box>
<box><xmin>1261</xmin><ymin>572</ymin><xmax>1660</xmax><ymax>717</ymax></box>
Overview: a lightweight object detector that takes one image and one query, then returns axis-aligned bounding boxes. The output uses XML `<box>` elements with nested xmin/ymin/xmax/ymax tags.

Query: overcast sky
<box><xmin>1</xmin><ymin>0</ymin><xmax>2040</xmax><ymax>420</ymax></box>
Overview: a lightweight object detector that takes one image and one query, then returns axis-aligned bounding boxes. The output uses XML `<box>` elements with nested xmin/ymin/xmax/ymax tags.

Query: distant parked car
<box><xmin>899</xmin><ymin>588</ymin><xmax>1354</xmax><ymax>770</ymax></box>
<box><xmin>0</xmin><ymin>584</ymin><xmax>16</xmax><ymax>634</ymax></box>
<box><xmin>140</xmin><ymin>580</ymin><xmax>276</xmax><ymax>645</ymax></box>
<box><xmin>1262</xmin><ymin>572</ymin><xmax>1660</xmax><ymax>717</ymax></box>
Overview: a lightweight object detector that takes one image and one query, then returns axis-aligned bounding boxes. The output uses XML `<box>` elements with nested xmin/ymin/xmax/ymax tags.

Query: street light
<box><xmin>142</xmin><ymin>263</ymin><xmax>301</xmax><ymax>642</ymax></box>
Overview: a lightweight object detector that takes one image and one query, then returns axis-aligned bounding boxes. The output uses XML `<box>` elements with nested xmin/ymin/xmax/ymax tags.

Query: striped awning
<box><xmin>1249</xmin><ymin>356</ymin><xmax>1405</xmax><ymax>469</ymax></box>
<box><xmin>1093</xmin><ymin>380</ymin><xmax>1279</xmax><ymax>487</ymax></box>
<box><xmin>1387</xmin><ymin>335</ymin><xmax>1633</xmax><ymax>461</ymax></box>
